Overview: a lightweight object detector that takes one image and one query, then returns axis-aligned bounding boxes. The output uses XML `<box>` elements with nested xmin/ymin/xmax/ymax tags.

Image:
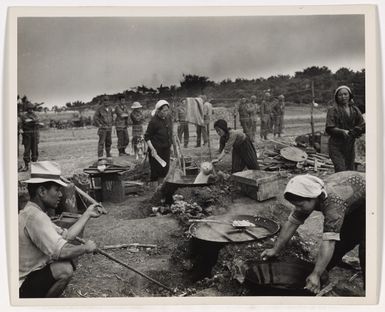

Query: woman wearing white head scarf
<box><xmin>325</xmin><ymin>85</ymin><xmax>365</xmax><ymax>172</ymax></box>
<box><xmin>261</xmin><ymin>171</ymin><xmax>366</xmax><ymax>294</ymax></box>
<box><xmin>144</xmin><ymin>100</ymin><xmax>174</xmax><ymax>185</ymax></box>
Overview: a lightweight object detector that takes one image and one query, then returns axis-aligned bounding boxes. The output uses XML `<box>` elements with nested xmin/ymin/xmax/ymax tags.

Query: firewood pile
<box><xmin>259</xmin><ymin>145</ymin><xmax>334</xmax><ymax>172</ymax></box>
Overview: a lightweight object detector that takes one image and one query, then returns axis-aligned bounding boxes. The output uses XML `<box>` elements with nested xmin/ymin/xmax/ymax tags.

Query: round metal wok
<box><xmin>189</xmin><ymin>214</ymin><xmax>280</xmax><ymax>243</ymax></box>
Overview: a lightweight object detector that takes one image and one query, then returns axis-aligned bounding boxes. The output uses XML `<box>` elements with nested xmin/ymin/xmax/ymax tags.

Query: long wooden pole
<box><xmin>75</xmin><ymin>237</ymin><xmax>175</xmax><ymax>293</ymax></box>
<box><xmin>310</xmin><ymin>81</ymin><xmax>315</xmax><ymax>147</ymax></box>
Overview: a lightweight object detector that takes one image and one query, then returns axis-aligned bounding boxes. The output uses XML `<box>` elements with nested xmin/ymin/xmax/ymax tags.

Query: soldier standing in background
<box><xmin>271</xmin><ymin>95</ymin><xmax>284</xmax><ymax>138</ymax></box>
<box><xmin>114</xmin><ymin>96</ymin><xmax>130</xmax><ymax>156</ymax></box>
<box><xmin>248</xmin><ymin>95</ymin><xmax>258</xmax><ymax>142</ymax></box>
<box><xmin>260</xmin><ymin>92</ymin><xmax>273</xmax><ymax>140</ymax></box>
<box><xmin>238</xmin><ymin>97</ymin><xmax>251</xmax><ymax>138</ymax></box>
<box><xmin>93</xmin><ymin>95</ymin><xmax>114</xmax><ymax>159</ymax></box>
<box><xmin>278</xmin><ymin>94</ymin><xmax>286</xmax><ymax>133</ymax></box>
<box><xmin>20</xmin><ymin>102</ymin><xmax>40</xmax><ymax>172</ymax></box>
<box><xmin>177</xmin><ymin>99</ymin><xmax>189</xmax><ymax>148</ymax></box>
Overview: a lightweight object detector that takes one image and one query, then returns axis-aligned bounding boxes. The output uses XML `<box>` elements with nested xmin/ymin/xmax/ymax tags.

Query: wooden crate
<box><xmin>231</xmin><ymin>170</ymin><xmax>281</xmax><ymax>201</ymax></box>
<box><xmin>101</xmin><ymin>172</ymin><xmax>144</xmax><ymax>203</ymax></box>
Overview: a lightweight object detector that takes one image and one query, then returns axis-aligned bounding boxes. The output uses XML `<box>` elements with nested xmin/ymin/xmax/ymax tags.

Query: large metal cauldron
<box><xmin>244</xmin><ymin>258</ymin><xmax>319</xmax><ymax>296</ymax></box>
<box><xmin>189</xmin><ymin>214</ymin><xmax>280</xmax><ymax>244</ymax></box>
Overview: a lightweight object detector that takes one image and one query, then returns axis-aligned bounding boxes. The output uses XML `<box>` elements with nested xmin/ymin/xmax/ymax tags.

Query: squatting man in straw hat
<box><xmin>19</xmin><ymin>161</ymin><xmax>106</xmax><ymax>298</ymax></box>
<box><xmin>261</xmin><ymin>171</ymin><xmax>366</xmax><ymax>294</ymax></box>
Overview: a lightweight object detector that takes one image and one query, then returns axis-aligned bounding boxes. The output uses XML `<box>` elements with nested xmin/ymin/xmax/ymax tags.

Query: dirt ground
<box><xmin>17</xmin><ymin>110</ymin><xmax>365</xmax><ymax>298</ymax></box>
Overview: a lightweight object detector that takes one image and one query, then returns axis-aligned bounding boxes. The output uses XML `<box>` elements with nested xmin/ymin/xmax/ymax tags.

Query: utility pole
<box><xmin>310</xmin><ymin>80</ymin><xmax>315</xmax><ymax>147</ymax></box>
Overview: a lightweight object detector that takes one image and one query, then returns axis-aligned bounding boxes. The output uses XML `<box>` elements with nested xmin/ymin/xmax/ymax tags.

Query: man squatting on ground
<box><xmin>114</xmin><ymin>96</ymin><xmax>130</xmax><ymax>156</ymax></box>
<box><xmin>261</xmin><ymin>172</ymin><xmax>366</xmax><ymax>294</ymax></box>
<box><xmin>19</xmin><ymin>161</ymin><xmax>106</xmax><ymax>298</ymax></box>
<box><xmin>20</xmin><ymin>102</ymin><xmax>40</xmax><ymax>172</ymax></box>
<box><xmin>93</xmin><ymin>95</ymin><xmax>114</xmax><ymax>159</ymax></box>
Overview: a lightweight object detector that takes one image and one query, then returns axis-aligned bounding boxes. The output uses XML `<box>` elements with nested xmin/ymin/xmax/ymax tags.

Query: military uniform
<box><xmin>21</xmin><ymin>110</ymin><xmax>40</xmax><ymax>167</ymax></box>
<box><xmin>260</xmin><ymin>99</ymin><xmax>272</xmax><ymax>140</ymax></box>
<box><xmin>238</xmin><ymin>99</ymin><xmax>252</xmax><ymax>138</ymax></box>
<box><xmin>93</xmin><ymin>104</ymin><xmax>114</xmax><ymax>158</ymax></box>
<box><xmin>114</xmin><ymin>103</ymin><xmax>130</xmax><ymax>155</ymax></box>
<box><xmin>271</xmin><ymin>98</ymin><xmax>284</xmax><ymax>137</ymax></box>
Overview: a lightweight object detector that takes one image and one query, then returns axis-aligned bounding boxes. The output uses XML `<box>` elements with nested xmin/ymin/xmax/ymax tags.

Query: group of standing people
<box><xmin>18</xmin><ymin>85</ymin><xmax>367</xmax><ymax>298</ymax></box>
<box><xmin>175</xmin><ymin>95</ymin><xmax>213</xmax><ymax>148</ymax></box>
<box><xmin>93</xmin><ymin>95</ymin><xmax>144</xmax><ymax>159</ymax></box>
<box><xmin>238</xmin><ymin>92</ymin><xmax>285</xmax><ymax>142</ymax></box>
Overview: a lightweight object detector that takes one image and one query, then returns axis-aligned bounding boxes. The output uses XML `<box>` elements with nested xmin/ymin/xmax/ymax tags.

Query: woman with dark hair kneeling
<box><xmin>212</xmin><ymin>119</ymin><xmax>259</xmax><ymax>173</ymax></box>
<box><xmin>261</xmin><ymin>171</ymin><xmax>366</xmax><ymax>294</ymax></box>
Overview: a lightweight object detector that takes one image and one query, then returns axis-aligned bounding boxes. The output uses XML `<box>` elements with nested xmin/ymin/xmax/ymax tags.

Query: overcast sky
<box><xmin>18</xmin><ymin>15</ymin><xmax>365</xmax><ymax>108</ymax></box>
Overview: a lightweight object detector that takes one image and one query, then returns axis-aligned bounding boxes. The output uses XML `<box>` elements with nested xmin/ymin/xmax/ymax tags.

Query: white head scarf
<box><xmin>284</xmin><ymin>174</ymin><xmax>327</xmax><ymax>199</ymax></box>
<box><xmin>151</xmin><ymin>100</ymin><xmax>169</xmax><ymax>117</ymax></box>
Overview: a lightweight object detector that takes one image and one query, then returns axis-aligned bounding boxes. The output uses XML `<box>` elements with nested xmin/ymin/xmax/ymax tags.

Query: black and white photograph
<box><xmin>4</xmin><ymin>4</ymin><xmax>380</xmax><ymax>306</ymax></box>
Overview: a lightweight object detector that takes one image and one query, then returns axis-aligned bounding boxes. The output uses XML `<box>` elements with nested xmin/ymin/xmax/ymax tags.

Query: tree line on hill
<box><xmin>18</xmin><ymin>66</ymin><xmax>365</xmax><ymax>113</ymax></box>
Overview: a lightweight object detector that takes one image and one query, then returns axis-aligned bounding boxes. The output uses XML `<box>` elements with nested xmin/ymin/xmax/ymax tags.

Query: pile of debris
<box><xmin>259</xmin><ymin>144</ymin><xmax>334</xmax><ymax>172</ymax></box>
<box><xmin>151</xmin><ymin>194</ymin><xmax>212</xmax><ymax>223</ymax></box>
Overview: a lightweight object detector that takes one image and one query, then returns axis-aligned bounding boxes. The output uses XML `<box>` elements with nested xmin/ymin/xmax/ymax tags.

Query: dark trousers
<box><xmin>240</xmin><ymin>118</ymin><xmax>253</xmax><ymax>142</ymax></box>
<box><xmin>326</xmin><ymin>207</ymin><xmax>366</xmax><ymax>285</ymax></box>
<box><xmin>260</xmin><ymin>114</ymin><xmax>271</xmax><ymax>139</ymax></box>
<box><xmin>22</xmin><ymin>132</ymin><xmax>39</xmax><ymax>162</ymax></box>
<box><xmin>272</xmin><ymin>115</ymin><xmax>283</xmax><ymax>135</ymax></box>
<box><xmin>97</xmin><ymin>128</ymin><xmax>112</xmax><ymax>158</ymax></box>
<box><xmin>196</xmin><ymin>125</ymin><xmax>208</xmax><ymax>146</ymax></box>
<box><xmin>232</xmin><ymin>137</ymin><xmax>260</xmax><ymax>173</ymax></box>
<box><xmin>329</xmin><ymin>138</ymin><xmax>356</xmax><ymax>172</ymax></box>
<box><xmin>116</xmin><ymin>128</ymin><xmax>129</xmax><ymax>151</ymax></box>
<box><xmin>177</xmin><ymin>122</ymin><xmax>189</xmax><ymax>147</ymax></box>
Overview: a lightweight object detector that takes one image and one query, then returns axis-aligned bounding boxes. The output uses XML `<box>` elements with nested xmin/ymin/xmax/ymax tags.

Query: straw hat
<box><xmin>24</xmin><ymin>161</ymin><xmax>67</xmax><ymax>187</ymax></box>
<box><xmin>131</xmin><ymin>102</ymin><xmax>143</xmax><ymax>109</ymax></box>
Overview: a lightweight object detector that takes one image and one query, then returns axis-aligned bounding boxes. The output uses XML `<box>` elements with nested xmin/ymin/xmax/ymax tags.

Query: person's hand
<box><xmin>260</xmin><ymin>248</ymin><xmax>279</xmax><ymax>261</ymax></box>
<box><xmin>341</xmin><ymin>129</ymin><xmax>350</xmax><ymax>137</ymax></box>
<box><xmin>151</xmin><ymin>149</ymin><xmax>158</xmax><ymax>157</ymax></box>
<box><xmin>304</xmin><ymin>272</ymin><xmax>321</xmax><ymax>294</ymax></box>
<box><xmin>84</xmin><ymin>240</ymin><xmax>97</xmax><ymax>253</ymax></box>
<box><xmin>86</xmin><ymin>203</ymin><xmax>107</xmax><ymax>218</ymax></box>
